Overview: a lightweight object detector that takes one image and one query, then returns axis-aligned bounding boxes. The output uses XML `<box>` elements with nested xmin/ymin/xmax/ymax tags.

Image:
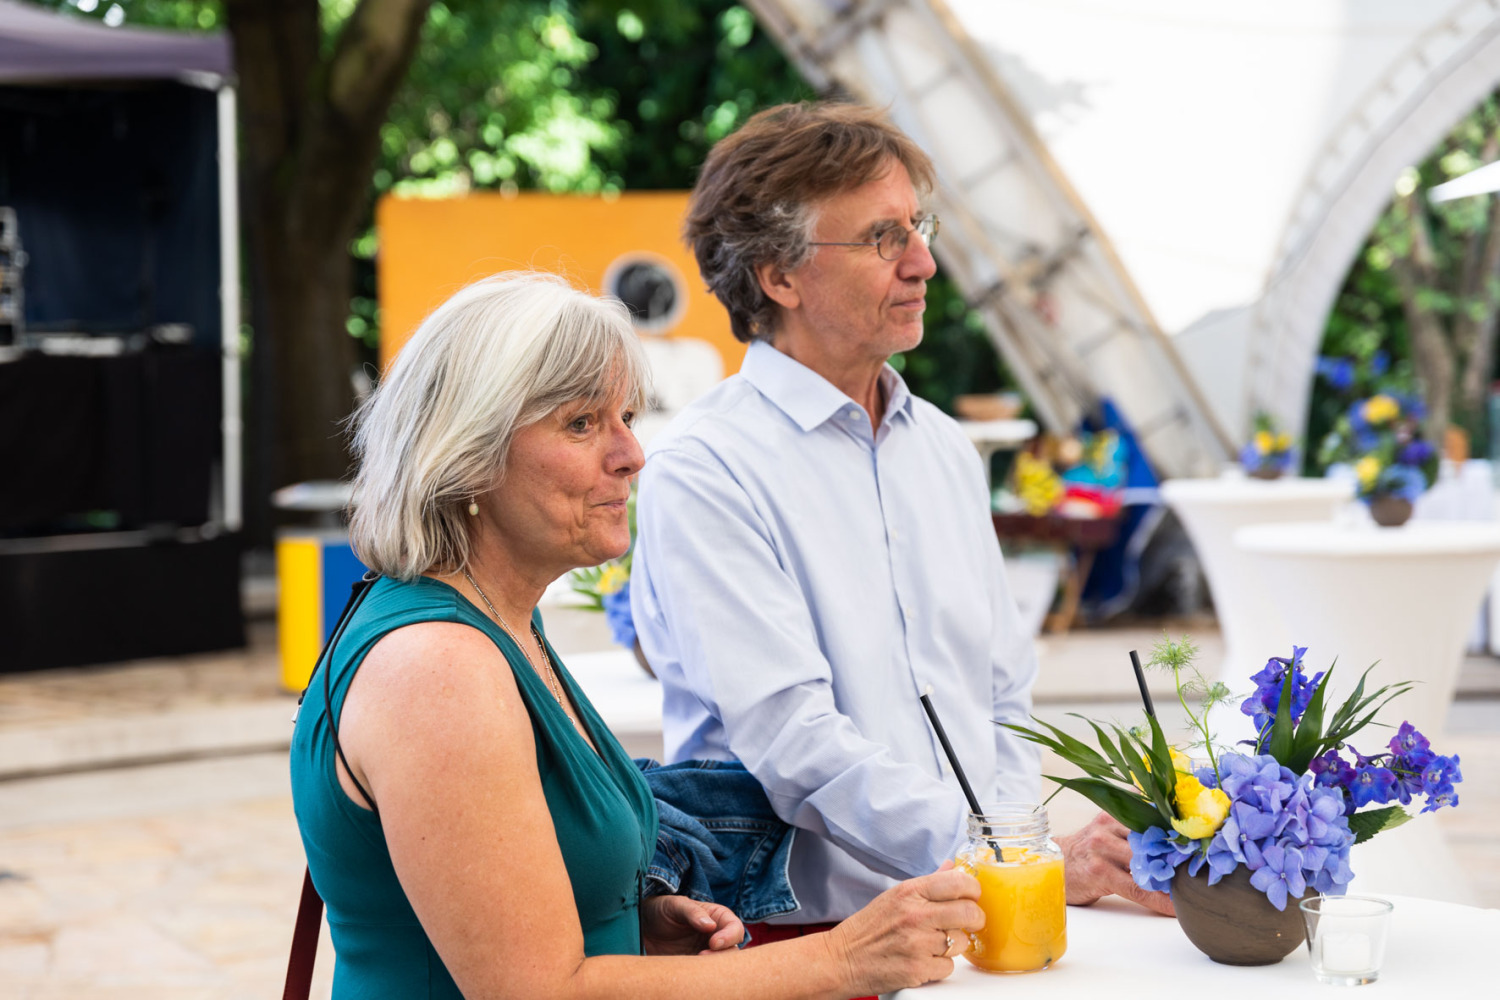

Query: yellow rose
<box><xmin>597</xmin><ymin>563</ymin><xmax>630</xmax><ymax>596</ymax></box>
<box><xmin>1254</xmin><ymin>430</ymin><xmax>1274</xmax><ymax>454</ymax></box>
<box><xmin>1274</xmin><ymin>432</ymin><xmax>1291</xmax><ymax>452</ymax></box>
<box><xmin>1362</xmin><ymin>395</ymin><xmax>1399</xmax><ymax>425</ymax></box>
<box><xmin>1171</xmin><ymin>781</ymin><xmax>1231</xmax><ymax>840</ymax></box>
<box><xmin>1354</xmin><ymin>455</ymin><xmax>1381</xmax><ymax>489</ymax></box>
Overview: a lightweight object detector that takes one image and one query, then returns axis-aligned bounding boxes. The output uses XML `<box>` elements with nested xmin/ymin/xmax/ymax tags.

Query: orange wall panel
<box><xmin>376</xmin><ymin>192</ymin><xmax>745</xmax><ymax>375</ymax></box>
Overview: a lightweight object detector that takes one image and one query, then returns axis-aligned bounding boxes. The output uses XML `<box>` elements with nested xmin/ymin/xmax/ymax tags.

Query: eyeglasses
<box><xmin>809</xmin><ymin>214</ymin><xmax>940</xmax><ymax>262</ymax></box>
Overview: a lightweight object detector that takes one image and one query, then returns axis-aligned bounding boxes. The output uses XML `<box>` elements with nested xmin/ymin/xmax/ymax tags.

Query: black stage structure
<box><xmin>0</xmin><ymin>1</ymin><xmax>243</xmax><ymax>670</ymax></box>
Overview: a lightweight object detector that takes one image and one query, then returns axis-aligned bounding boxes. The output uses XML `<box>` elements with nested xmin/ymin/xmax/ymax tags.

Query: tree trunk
<box><xmin>226</xmin><ymin>0</ymin><xmax>431</xmax><ymax>488</ymax></box>
<box><xmin>1392</xmin><ymin>191</ymin><xmax>1456</xmax><ymax>445</ymax></box>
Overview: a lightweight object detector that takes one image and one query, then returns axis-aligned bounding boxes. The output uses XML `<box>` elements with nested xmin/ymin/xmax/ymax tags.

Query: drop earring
<box><xmin>467</xmin><ymin>499</ymin><xmax>479</xmax><ymax>516</ymax></box>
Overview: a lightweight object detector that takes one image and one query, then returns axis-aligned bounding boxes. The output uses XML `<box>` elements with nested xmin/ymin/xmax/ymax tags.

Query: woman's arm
<box><xmin>337</xmin><ymin>622</ymin><xmax>981</xmax><ymax>1000</ymax></box>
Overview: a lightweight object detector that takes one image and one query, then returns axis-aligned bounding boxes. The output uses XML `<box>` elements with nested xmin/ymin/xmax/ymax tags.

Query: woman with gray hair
<box><xmin>289</xmin><ymin>271</ymin><xmax>982</xmax><ymax>999</ymax></box>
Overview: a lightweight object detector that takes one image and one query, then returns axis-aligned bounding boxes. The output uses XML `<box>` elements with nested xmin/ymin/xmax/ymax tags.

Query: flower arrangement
<box><xmin>1005</xmin><ymin>636</ymin><xmax>1462</xmax><ymax>911</ymax></box>
<box><xmin>1000</xmin><ymin>431</ymin><xmax>1123</xmax><ymax>518</ymax></box>
<box><xmin>1238</xmin><ymin>411</ymin><xmax>1294</xmax><ymax>478</ymax></box>
<box><xmin>1319</xmin><ymin>392</ymin><xmax>1438</xmax><ymax>502</ymax></box>
<box><xmin>567</xmin><ymin>490</ymin><xmax>638</xmax><ymax>650</ymax></box>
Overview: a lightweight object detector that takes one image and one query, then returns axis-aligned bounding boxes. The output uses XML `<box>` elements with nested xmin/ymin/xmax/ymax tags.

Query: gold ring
<box><xmin>943</xmin><ymin>932</ymin><xmax>955</xmax><ymax>956</ymax></box>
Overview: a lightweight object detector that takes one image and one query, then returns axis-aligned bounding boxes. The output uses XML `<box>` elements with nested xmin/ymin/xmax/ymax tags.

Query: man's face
<box><xmin>787</xmin><ymin>159</ymin><xmax>937</xmax><ymax>364</ymax></box>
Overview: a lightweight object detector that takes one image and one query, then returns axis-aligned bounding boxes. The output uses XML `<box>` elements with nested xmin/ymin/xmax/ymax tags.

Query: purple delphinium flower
<box><xmin>1398</xmin><ymin>440</ymin><xmax>1434</xmax><ymax>466</ymax></box>
<box><xmin>1317</xmin><ymin>356</ymin><xmax>1356</xmax><ymax>391</ymax></box>
<box><xmin>1240</xmin><ymin>646</ymin><xmax>1325</xmax><ymax>736</ymax></box>
<box><xmin>1348</xmin><ymin>763</ymin><xmax>1398</xmax><ymax>808</ymax></box>
<box><xmin>1389</xmin><ymin>722</ymin><xmax>1430</xmax><ymax>758</ymax></box>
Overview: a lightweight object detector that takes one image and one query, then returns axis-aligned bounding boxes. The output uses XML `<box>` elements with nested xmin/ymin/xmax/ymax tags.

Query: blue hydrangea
<box><xmin>1194</xmin><ymin>754</ymin><xmax>1353</xmax><ymax>910</ymax></box>
<box><xmin>1127</xmin><ymin>826</ymin><xmax>1195</xmax><ymax>894</ymax></box>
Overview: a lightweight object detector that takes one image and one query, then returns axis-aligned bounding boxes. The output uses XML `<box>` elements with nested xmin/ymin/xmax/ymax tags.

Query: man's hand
<box><xmin>640</xmin><ymin>895</ymin><xmax>745</xmax><ymax>955</ymax></box>
<box><xmin>1056</xmin><ymin>812</ymin><xmax>1175</xmax><ymax>916</ymax></box>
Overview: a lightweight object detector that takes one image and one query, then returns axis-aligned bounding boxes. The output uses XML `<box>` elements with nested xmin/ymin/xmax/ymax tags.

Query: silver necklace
<box><xmin>462</xmin><ymin>570</ymin><xmax>576</xmax><ymax>729</ymax></box>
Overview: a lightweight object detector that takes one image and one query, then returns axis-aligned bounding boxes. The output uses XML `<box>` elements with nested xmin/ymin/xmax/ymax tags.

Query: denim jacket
<box><xmin>636</xmin><ymin>758</ymin><xmax>800</xmax><ymax>923</ymax></box>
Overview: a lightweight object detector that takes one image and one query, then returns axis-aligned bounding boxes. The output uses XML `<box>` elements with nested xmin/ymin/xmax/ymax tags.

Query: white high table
<box><xmin>1160</xmin><ymin>476</ymin><xmax>1353</xmax><ymax>686</ymax></box>
<box><xmin>1232</xmin><ymin>520</ymin><xmax>1500</xmax><ymax>733</ymax></box>
<box><xmin>884</xmin><ymin>894</ymin><xmax>1495</xmax><ymax>998</ymax></box>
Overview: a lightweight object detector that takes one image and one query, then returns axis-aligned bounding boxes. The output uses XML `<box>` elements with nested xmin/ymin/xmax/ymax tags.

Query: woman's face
<box><xmin>483</xmin><ymin>384</ymin><xmax>643</xmax><ymax>577</ymax></box>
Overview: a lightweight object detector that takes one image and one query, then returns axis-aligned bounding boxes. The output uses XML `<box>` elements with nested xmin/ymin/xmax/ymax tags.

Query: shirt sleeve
<box><xmin>984</xmin><ymin>532</ymin><xmax>1044</xmax><ymax>804</ymax></box>
<box><xmin>633</xmin><ymin>443</ymin><xmax>973</xmax><ymax>881</ymax></box>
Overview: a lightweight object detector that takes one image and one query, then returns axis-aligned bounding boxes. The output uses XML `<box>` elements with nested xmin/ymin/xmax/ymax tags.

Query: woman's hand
<box><xmin>824</xmin><ymin>861</ymin><xmax>984</xmax><ymax>996</ymax></box>
<box><xmin>640</xmin><ymin>895</ymin><xmax>745</xmax><ymax>956</ymax></box>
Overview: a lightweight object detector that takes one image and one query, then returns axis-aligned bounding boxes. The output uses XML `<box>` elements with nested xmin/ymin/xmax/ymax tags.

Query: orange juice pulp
<box><xmin>957</xmin><ymin>849</ymin><xmax>1067</xmax><ymax>973</ymax></box>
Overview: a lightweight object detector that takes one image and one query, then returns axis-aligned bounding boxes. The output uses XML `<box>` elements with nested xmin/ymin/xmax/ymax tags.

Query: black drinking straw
<box><xmin>1130</xmin><ymin>649</ymin><xmax>1156</xmax><ymax>718</ymax></box>
<box><xmin>919</xmin><ymin>693</ymin><xmax>1003</xmax><ymax>859</ymax></box>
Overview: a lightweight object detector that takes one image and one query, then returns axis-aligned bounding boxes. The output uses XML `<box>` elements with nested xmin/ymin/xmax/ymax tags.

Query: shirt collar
<box><xmin>740</xmin><ymin>339</ymin><xmax>916</xmax><ymax>433</ymax></box>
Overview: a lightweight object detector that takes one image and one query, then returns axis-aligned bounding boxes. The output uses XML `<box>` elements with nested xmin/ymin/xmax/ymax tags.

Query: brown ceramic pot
<box><xmin>1367</xmin><ymin>495</ymin><xmax>1414</xmax><ymax>528</ymax></box>
<box><xmin>1169</xmin><ymin>866</ymin><xmax>1308</xmax><ymax>965</ymax></box>
<box><xmin>1247</xmin><ymin>466</ymin><xmax>1285</xmax><ymax>480</ymax></box>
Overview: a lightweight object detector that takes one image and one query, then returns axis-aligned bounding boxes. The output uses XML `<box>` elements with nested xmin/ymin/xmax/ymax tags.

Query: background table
<box><xmin>1233</xmin><ymin>520</ymin><xmax>1500</xmax><ymax>734</ymax></box>
<box><xmin>957</xmin><ymin>418</ymin><xmax>1037</xmax><ymax>490</ymax></box>
<box><xmin>1160</xmin><ymin>475</ymin><xmax>1353</xmax><ymax>686</ymax></box>
<box><xmin>885</xmin><ymin>894</ymin><xmax>1494</xmax><ymax>998</ymax></box>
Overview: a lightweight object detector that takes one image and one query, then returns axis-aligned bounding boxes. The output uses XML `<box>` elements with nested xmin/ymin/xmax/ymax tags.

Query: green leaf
<box><xmin>1000</xmin><ymin>720</ymin><xmax>1117</xmax><ymax>782</ymax></box>
<box><xmin>1077</xmin><ymin>715</ymin><xmax>1132</xmax><ymax>779</ymax></box>
<box><xmin>1347</xmin><ymin>805</ymin><xmax>1413</xmax><ymax>845</ymax></box>
<box><xmin>1046</xmin><ymin>776</ymin><xmax>1165</xmax><ymax>834</ymax></box>
<box><xmin>1267</xmin><ymin>664</ymin><xmax>1297</xmax><ymax>764</ymax></box>
<box><xmin>1288</xmin><ymin>660</ymin><xmax>1334</xmax><ymax>772</ymax></box>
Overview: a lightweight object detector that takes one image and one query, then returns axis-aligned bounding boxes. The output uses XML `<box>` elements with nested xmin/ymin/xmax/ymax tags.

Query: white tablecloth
<box><xmin>1232</xmin><ymin>520</ymin><xmax>1500</xmax><ymax>735</ymax></box>
<box><xmin>1161</xmin><ymin>475</ymin><xmax>1353</xmax><ymax>686</ymax></box>
<box><xmin>885</xmin><ymin>894</ymin><xmax>1495</xmax><ymax>998</ymax></box>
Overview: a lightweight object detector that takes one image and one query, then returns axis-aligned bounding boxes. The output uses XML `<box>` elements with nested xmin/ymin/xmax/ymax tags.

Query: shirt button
<box><xmin>905</xmin><ymin>609</ymin><xmax>916</xmax><ymax>621</ymax></box>
<box><xmin>923</xmin><ymin>683</ymin><xmax>934</xmax><ymax>697</ymax></box>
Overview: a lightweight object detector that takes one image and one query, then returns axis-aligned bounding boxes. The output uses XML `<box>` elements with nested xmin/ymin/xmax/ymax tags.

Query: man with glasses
<box><xmin>631</xmin><ymin>103</ymin><xmax>1170</xmax><ymax>955</ymax></box>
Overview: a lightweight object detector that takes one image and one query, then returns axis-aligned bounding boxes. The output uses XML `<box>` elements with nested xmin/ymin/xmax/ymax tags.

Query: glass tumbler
<box><xmin>1299</xmin><ymin>895</ymin><xmax>1394</xmax><ymax>986</ymax></box>
<box><xmin>954</xmin><ymin>804</ymin><xmax>1067</xmax><ymax>973</ymax></box>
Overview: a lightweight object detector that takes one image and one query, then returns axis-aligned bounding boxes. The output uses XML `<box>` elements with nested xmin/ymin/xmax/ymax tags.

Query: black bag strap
<box><xmin>309</xmin><ymin>571</ymin><xmax>382</xmax><ymax>814</ymax></box>
<box><xmin>284</xmin><ymin>571</ymin><xmax>381</xmax><ymax>1000</ymax></box>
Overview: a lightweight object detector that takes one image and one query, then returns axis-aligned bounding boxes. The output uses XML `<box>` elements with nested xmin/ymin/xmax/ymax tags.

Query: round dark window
<box><xmin>608</xmin><ymin>259</ymin><xmax>683</xmax><ymax>331</ymax></box>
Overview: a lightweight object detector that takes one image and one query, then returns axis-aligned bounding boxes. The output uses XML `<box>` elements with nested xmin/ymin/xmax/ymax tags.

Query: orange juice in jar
<box><xmin>955</xmin><ymin>805</ymin><xmax>1067</xmax><ymax>973</ymax></box>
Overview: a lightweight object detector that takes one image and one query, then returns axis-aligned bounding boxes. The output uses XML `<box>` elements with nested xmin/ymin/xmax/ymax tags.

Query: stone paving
<box><xmin>0</xmin><ymin>609</ymin><xmax>1495</xmax><ymax>997</ymax></box>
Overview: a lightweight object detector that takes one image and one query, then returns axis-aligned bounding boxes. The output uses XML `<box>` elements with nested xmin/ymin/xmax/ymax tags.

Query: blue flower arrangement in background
<box><xmin>1239</xmin><ymin>411</ymin><xmax>1295</xmax><ymax>478</ymax></box>
<box><xmin>1319</xmin><ymin>391</ymin><xmax>1438</xmax><ymax>502</ymax></box>
<box><xmin>568</xmin><ymin>489</ymin><xmax>639</xmax><ymax>651</ymax></box>
<box><xmin>1005</xmin><ymin>636</ymin><xmax>1461</xmax><ymax>911</ymax></box>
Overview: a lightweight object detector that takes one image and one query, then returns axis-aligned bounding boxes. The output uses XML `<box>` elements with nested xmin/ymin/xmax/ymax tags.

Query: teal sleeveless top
<box><xmin>289</xmin><ymin>576</ymin><xmax>658</xmax><ymax>998</ymax></box>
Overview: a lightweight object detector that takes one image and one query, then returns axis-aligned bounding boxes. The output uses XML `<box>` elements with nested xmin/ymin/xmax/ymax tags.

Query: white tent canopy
<box><xmin>748</xmin><ymin>0</ymin><xmax>1500</xmax><ymax>476</ymax></box>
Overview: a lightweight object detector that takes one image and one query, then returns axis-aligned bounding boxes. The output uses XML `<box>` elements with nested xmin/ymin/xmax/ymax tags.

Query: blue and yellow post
<box><xmin>277</xmin><ymin>530</ymin><xmax>368</xmax><ymax>691</ymax></box>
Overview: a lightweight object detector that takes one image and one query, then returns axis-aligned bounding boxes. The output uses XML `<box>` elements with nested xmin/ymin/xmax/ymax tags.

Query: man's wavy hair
<box><xmin>683</xmin><ymin>102</ymin><xmax>935</xmax><ymax>343</ymax></box>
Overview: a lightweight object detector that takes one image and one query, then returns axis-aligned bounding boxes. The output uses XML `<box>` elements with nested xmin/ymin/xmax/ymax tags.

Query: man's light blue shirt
<box><xmin>631</xmin><ymin>340</ymin><xmax>1041</xmax><ymax>923</ymax></box>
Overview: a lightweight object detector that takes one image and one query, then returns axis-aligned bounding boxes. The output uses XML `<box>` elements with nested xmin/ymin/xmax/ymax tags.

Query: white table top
<box><xmin>1161</xmin><ymin>475</ymin><xmax>1353</xmax><ymax>505</ymax></box>
<box><xmin>1236</xmin><ymin>519</ymin><xmax>1500</xmax><ymax>557</ymax></box>
<box><xmin>886</xmin><ymin>894</ymin><xmax>1495</xmax><ymax>998</ymax></box>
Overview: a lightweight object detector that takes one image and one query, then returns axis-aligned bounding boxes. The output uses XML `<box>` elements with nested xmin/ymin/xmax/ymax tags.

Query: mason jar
<box><xmin>954</xmin><ymin>803</ymin><xmax>1067</xmax><ymax>973</ymax></box>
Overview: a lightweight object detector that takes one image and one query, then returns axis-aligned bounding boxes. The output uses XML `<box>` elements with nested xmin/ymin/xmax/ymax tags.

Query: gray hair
<box><xmin>346</xmin><ymin>272</ymin><xmax>650</xmax><ymax>580</ymax></box>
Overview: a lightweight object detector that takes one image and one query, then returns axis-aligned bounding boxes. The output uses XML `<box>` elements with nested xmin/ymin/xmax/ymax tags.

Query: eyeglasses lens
<box><xmin>876</xmin><ymin>216</ymin><xmax>939</xmax><ymax>261</ymax></box>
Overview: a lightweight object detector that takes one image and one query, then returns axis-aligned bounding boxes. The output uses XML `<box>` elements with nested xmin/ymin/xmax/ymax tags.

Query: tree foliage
<box><xmin>35</xmin><ymin>0</ymin><xmax>1015</xmax><ymax>504</ymax></box>
<box><xmin>1316</xmin><ymin>93</ymin><xmax>1500</xmax><ymax>460</ymax></box>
